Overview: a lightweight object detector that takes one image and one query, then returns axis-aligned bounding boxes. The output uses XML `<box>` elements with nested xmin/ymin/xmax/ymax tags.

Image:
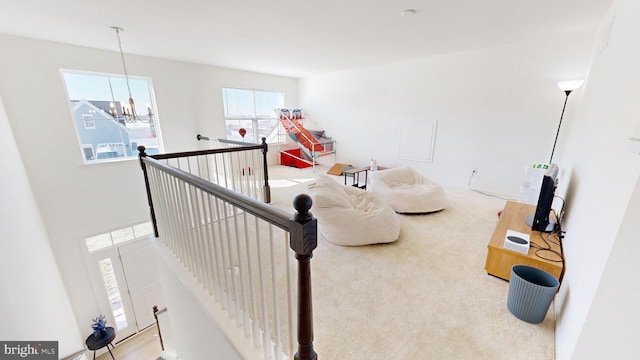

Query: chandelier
<box><xmin>108</xmin><ymin>26</ymin><xmax>153</xmax><ymax>123</ymax></box>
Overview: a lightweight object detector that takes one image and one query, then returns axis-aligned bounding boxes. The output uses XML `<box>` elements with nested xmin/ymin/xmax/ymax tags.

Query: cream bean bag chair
<box><xmin>370</xmin><ymin>167</ymin><xmax>448</xmax><ymax>213</ymax></box>
<box><xmin>307</xmin><ymin>175</ymin><xmax>399</xmax><ymax>246</ymax></box>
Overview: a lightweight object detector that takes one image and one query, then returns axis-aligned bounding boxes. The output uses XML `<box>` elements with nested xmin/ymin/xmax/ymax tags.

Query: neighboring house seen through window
<box><xmin>62</xmin><ymin>70</ymin><xmax>162</xmax><ymax>163</ymax></box>
<box><xmin>222</xmin><ymin>87</ymin><xmax>285</xmax><ymax>144</ymax></box>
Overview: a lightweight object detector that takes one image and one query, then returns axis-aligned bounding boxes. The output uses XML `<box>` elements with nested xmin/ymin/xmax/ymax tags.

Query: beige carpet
<box><xmin>268</xmin><ymin>164</ymin><xmax>555</xmax><ymax>360</ymax></box>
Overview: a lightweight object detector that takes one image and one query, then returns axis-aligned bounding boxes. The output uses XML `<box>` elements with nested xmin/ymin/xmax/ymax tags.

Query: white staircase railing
<box><xmin>139</xmin><ymin>147</ymin><xmax>317</xmax><ymax>360</ymax></box>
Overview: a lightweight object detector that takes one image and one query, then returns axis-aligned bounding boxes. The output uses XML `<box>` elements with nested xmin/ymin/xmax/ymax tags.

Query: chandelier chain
<box><xmin>109</xmin><ymin>26</ymin><xmax>152</xmax><ymax>123</ymax></box>
<box><xmin>113</xmin><ymin>27</ymin><xmax>133</xmax><ymax>98</ymax></box>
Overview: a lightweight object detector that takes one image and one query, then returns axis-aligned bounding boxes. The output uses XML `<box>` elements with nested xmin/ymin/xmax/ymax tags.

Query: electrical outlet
<box><xmin>470</xmin><ymin>168</ymin><xmax>478</xmax><ymax>181</ymax></box>
<box><xmin>469</xmin><ymin>168</ymin><xmax>479</xmax><ymax>189</ymax></box>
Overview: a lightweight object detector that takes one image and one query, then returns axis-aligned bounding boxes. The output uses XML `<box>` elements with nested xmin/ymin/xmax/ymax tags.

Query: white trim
<box><xmin>152</xmin><ymin>236</ymin><xmax>273</xmax><ymax>360</ymax></box>
<box><xmin>160</xmin><ymin>350</ymin><xmax>179</xmax><ymax>360</ymax></box>
<box><xmin>221</xmin><ymin>87</ymin><xmax>284</xmax><ymax>144</ymax></box>
<box><xmin>399</xmin><ymin>119</ymin><xmax>437</xmax><ymax>163</ymax></box>
<box><xmin>59</xmin><ymin>69</ymin><xmax>164</xmax><ymax>164</ymax></box>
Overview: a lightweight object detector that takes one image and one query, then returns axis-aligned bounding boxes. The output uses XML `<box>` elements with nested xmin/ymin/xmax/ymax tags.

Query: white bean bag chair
<box><xmin>370</xmin><ymin>167</ymin><xmax>448</xmax><ymax>213</ymax></box>
<box><xmin>307</xmin><ymin>175</ymin><xmax>399</xmax><ymax>246</ymax></box>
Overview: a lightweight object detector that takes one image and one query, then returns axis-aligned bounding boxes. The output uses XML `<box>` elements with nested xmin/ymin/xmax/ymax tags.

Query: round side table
<box><xmin>85</xmin><ymin>326</ymin><xmax>116</xmax><ymax>360</ymax></box>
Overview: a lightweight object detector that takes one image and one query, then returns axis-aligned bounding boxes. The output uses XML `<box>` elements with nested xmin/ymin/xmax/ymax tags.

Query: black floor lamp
<box><xmin>549</xmin><ymin>80</ymin><xmax>584</xmax><ymax>164</ymax></box>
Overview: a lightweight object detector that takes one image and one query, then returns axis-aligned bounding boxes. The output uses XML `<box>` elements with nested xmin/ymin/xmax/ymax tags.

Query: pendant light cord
<box><xmin>112</xmin><ymin>27</ymin><xmax>133</xmax><ymax>99</ymax></box>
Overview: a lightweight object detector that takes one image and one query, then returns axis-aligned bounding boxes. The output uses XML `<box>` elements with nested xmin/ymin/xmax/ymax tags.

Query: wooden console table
<box><xmin>485</xmin><ymin>201</ymin><xmax>563</xmax><ymax>281</ymax></box>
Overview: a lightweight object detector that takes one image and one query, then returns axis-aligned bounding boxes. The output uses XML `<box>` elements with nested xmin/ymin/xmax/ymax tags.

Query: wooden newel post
<box><xmin>261</xmin><ymin>137</ymin><xmax>271</xmax><ymax>204</ymax></box>
<box><xmin>138</xmin><ymin>146</ymin><xmax>159</xmax><ymax>238</ymax></box>
<box><xmin>289</xmin><ymin>194</ymin><xmax>318</xmax><ymax>360</ymax></box>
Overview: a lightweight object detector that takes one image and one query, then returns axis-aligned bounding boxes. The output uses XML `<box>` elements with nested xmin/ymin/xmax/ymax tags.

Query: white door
<box><xmin>119</xmin><ymin>239</ymin><xmax>166</xmax><ymax>330</ymax></box>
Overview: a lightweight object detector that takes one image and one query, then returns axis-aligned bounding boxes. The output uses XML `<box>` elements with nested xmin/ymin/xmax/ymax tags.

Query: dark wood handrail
<box><xmin>140</xmin><ymin>148</ymin><xmax>290</xmax><ymax>230</ymax></box>
<box><xmin>139</xmin><ymin>145</ymin><xmax>316</xmax><ymax>359</ymax></box>
<box><xmin>196</xmin><ymin>135</ymin><xmax>271</xmax><ymax>203</ymax></box>
<box><xmin>148</xmin><ymin>136</ymin><xmax>271</xmax><ymax>203</ymax></box>
<box><xmin>203</xmin><ymin>136</ymin><xmax>271</xmax><ymax>203</ymax></box>
<box><xmin>150</xmin><ymin>144</ymin><xmax>264</xmax><ymax>159</ymax></box>
<box><xmin>198</xmin><ymin>134</ymin><xmax>261</xmax><ymax>147</ymax></box>
<box><xmin>138</xmin><ymin>147</ymin><xmax>159</xmax><ymax>238</ymax></box>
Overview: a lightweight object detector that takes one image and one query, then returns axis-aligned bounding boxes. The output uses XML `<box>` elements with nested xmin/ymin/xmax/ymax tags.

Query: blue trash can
<box><xmin>507</xmin><ymin>265</ymin><xmax>559</xmax><ymax>324</ymax></box>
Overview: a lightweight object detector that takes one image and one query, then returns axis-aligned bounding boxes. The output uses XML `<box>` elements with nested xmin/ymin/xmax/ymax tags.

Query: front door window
<box><xmin>98</xmin><ymin>258</ymin><xmax>128</xmax><ymax>330</ymax></box>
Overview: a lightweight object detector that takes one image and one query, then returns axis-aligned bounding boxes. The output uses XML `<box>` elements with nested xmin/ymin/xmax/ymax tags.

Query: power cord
<box><xmin>553</xmin><ymin>195</ymin><xmax>566</xmax><ymax>226</ymax></box>
<box><xmin>528</xmin><ymin>209</ymin><xmax>566</xmax><ymax>287</ymax></box>
<box><xmin>529</xmin><ymin>231</ymin><xmax>564</xmax><ymax>262</ymax></box>
<box><xmin>467</xmin><ymin>169</ymin><xmax>518</xmax><ymax>201</ymax></box>
<box><xmin>554</xmin><ymin>209</ymin><xmax>567</xmax><ymax>286</ymax></box>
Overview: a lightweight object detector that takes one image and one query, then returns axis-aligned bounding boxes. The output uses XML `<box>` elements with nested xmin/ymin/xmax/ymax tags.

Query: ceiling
<box><xmin>0</xmin><ymin>0</ymin><xmax>613</xmax><ymax>78</ymax></box>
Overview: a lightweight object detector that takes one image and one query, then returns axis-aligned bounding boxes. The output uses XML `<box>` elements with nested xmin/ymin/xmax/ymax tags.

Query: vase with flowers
<box><xmin>91</xmin><ymin>315</ymin><xmax>108</xmax><ymax>337</ymax></box>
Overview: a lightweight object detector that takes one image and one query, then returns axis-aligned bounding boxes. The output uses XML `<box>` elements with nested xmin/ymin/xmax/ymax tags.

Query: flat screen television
<box><xmin>525</xmin><ymin>163</ymin><xmax>559</xmax><ymax>232</ymax></box>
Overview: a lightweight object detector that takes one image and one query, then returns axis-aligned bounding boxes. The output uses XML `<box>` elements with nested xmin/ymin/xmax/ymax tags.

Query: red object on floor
<box><xmin>280</xmin><ymin>148</ymin><xmax>313</xmax><ymax>168</ymax></box>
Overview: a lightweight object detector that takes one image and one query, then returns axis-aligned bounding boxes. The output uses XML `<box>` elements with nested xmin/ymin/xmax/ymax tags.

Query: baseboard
<box><xmin>60</xmin><ymin>349</ymin><xmax>87</xmax><ymax>360</ymax></box>
<box><xmin>160</xmin><ymin>350</ymin><xmax>179</xmax><ymax>360</ymax></box>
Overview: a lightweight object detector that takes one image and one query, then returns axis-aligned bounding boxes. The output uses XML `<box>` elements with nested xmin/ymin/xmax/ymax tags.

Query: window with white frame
<box><xmin>82</xmin><ymin>114</ymin><xmax>96</xmax><ymax>129</ymax></box>
<box><xmin>82</xmin><ymin>145</ymin><xmax>95</xmax><ymax>161</ymax></box>
<box><xmin>84</xmin><ymin>221</ymin><xmax>154</xmax><ymax>253</ymax></box>
<box><xmin>62</xmin><ymin>70</ymin><xmax>162</xmax><ymax>163</ymax></box>
<box><xmin>221</xmin><ymin>87</ymin><xmax>285</xmax><ymax>144</ymax></box>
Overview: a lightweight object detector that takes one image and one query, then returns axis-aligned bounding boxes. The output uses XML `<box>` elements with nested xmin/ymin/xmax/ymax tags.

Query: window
<box><xmin>82</xmin><ymin>114</ymin><xmax>95</xmax><ymax>129</ymax></box>
<box><xmin>99</xmin><ymin>258</ymin><xmax>128</xmax><ymax>330</ymax></box>
<box><xmin>62</xmin><ymin>70</ymin><xmax>162</xmax><ymax>163</ymax></box>
<box><xmin>85</xmin><ymin>221</ymin><xmax>154</xmax><ymax>253</ymax></box>
<box><xmin>222</xmin><ymin>87</ymin><xmax>285</xmax><ymax>143</ymax></box>
<box><xmin>82</xmin><ymin>145</ymin><xmax>95</xmax><ymax>160</ymax></box>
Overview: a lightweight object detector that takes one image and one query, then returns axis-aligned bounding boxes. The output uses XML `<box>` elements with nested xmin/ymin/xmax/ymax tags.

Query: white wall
<box><xmin>0</xmin><ymin>34</ymin><xmax>297</xmax><ymax>344</ymax></box>
<box><xmin>0</xmin><ymin>96</ymin><xmax>84</xmax><ymax>357</ymax></box>
<box><xmin>569</xmin><ymin>178</ymin><xmax>640</xmax><ymax>359</ymax></box>
<box><xmin>554</xmin><ymin>0</ymin><xmax>640</xmax><ymax>358</ymax></box>
<box><xmin>298</xmin><ymin>19</ymin><xmax>640</xmax><ymax>359</ymax></box>
<box><xmin>157</xmin><ymin>250</ymin><xmax>246</xmax><ymax>360</ymax></box>
<box><xmin>299</xmin><ymin>30</ymin><xmax>595</xmax><ymax>195</ymax></box>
